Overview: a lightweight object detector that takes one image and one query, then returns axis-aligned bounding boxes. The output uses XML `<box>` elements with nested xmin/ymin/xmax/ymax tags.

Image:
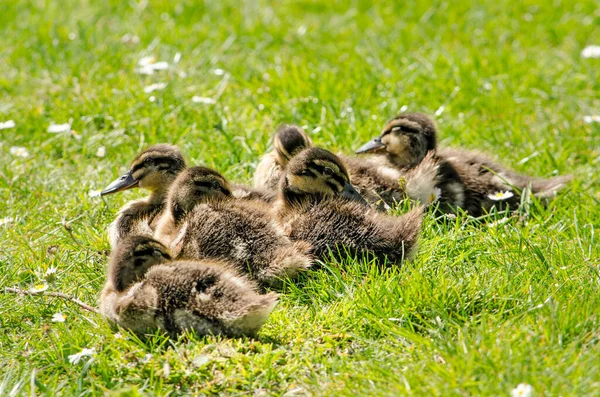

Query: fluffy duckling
<box><xmin>100</xmin><ymin>235</ymin><xmax>278</xmax><ymax>337</ymax></box>
<box><xmin>101</xmin><ymin>144</ymin><xmax>186</xmax><ymax>247</ymax></box>
<box><xmin>154</xmin><ymin>166</ymin><xmax>312</xmax><ymax>287</ymax></box>
<box><xmin>275</xmin><ymin>147</ymin><xmax>423</xmax><ymax>265</ymax></box>
<box><xmin>254</xmin><ymin>124</ymin><xmax>413</xmax><ymax>210</ymax></box>
<box><xmin>253</xmin><ymin>124</ymin><xmax>313</xmax><ymax>191</ymax></box>
<box><xmin>356</xmin><ymin>113</ymin><xmax>573</xmax><ymax>216</ymax></box>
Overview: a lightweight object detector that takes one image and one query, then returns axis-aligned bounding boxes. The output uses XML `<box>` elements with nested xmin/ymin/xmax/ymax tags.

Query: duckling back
<box><xmin>174</xmin><ymin>199</ymin><xmax>312</xmax><ymax>287</ymax></box>
<box><xmin>279</xmin><ymin>199</ymin><xmax>422</xmax><ymax>265</ymax></box>
<box><xmin>117</xmin><ymin>261</ymin><xmax>278</xmax><ymax>337</ymax></box>
<box><xmin>155</xmin><ymin>166</ymin><xmax>312</xmax><ymax>287</ymax></box>
<box><xmin>100</xmin><ymin>235</ymin><xmax>278</xmax><ymax>338</ymax></box>
<box><xmin>277</xmin><ymin>147</ymin><xmax>423</xmax><ymax>265</ymax></box>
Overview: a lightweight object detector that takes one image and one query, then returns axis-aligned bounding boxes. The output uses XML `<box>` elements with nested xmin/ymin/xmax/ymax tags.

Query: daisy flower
<box><xmin>583</xmin><ymin>115</ymin><xmax>600</xmax><ymax>124</ymax></box>
<box><xmin>510</xmin><ymin>383</ymin><xmax>533</xmax><ymax>397</ymax></box>
<box><xmin>68</xmin><ymin>348</ymin><xmax>96</xmax><ymax>364</ymax></box>
<box><xmin>96</xmin><ymin>146</ymin><xmax>106</xmax><ymax>158</ymax></box>
<box><xmin>143</xmin><ymin>83</ymin><xmax>167</xmax><ymax>93</ymax></box>
<box><xmin>44</xmin><ymin>266</ymin><xmax>58</xmax><ymax>281</ymax></box>
<box><xmin>30</xmin><ymin>283</ymin><xmax>48</xmax><ymax>294</ymax></box>
<box><xmin>428</xmin><ymin>187</ymin><xmax>442</xmax><ymax>204</ymax></box>
<box><xmin>0</xmin><ymin>120</ymin><xmax>15</xmax><ymax>130</ymax></box>
<box><xmin>581</xmin><ymin>45</ymin><xmax>600</xmax><ymax>59</ymax></box>
<box><xmin>47</xmin><ymin>123</ymin><xmax>71</xmax><ymax>133</ymax></box>
<box><xmin>10</xmin><ymin>146</ymin><xmax>29</xmax><ymax>158</ymax></box>
<box><xmin>488</xmin><ymin>190</ymin><xmax>514</xmax><ymax>201</ymax></box>
<box><xmin>0</xmin><ymin>217</ymin><xmax>14</xmax><ymax>227</ymax></box>
<box><xmin>51</xmin><ymin>312</ymin><xmax>66</xmax><ymax>323</ymax></box>
<box><xmin>192</xmin><ymin>96</ymin><xmax>216</xmax><ymax>105</ymax></box>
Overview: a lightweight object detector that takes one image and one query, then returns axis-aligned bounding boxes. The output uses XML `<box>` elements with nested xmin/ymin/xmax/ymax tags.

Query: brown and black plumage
<box><xmin>356</xmin><ymin>113</ymin><xmax>573</xmax><ymax>216</ymax></box>
<box><xmin>101</xmin><ymin>144</ymin><xmax>186</xmax><ymax>247</ymax></box>
<box><xmin>100</xmin><ymin>235</ymin><xmax>277</xmax><ymax>338</ymax></box>
<box><xmin>154</xmin><ymin>166</ymin><xmax>312</xmax><ymax>287</ymax></box>
<box><xmin>254</xmin><ymin>124</ymin><xmax>414</xmax><ymax>210</ymax></box>
<box><xmin>275</xmin><ymin>147</ymin><xmax>423</xmax><ymax>265</ymax></box>
<box><xmin>254</xmin><ymin>124</ymin><xmax>313</xmax><ymax>191</ymax></box>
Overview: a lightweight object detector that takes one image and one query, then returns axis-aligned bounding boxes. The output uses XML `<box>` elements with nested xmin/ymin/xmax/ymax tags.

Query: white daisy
<box><xmin>113</xmin><ymin>332</ymin><xmax>124</xmax><ymax>340</ymax></box>
<box><xmin>581</xmin><ymin>45</ymin><xmax>600</xmax><ymax>59</ymax></box>
<box><xmin>96</xmin><ymin>146</ymin><xmax>106</xmax><ymax>158</ymax></box>
<box><xmin>510</xmin><ymin>383</ymin><xmax>533</xmax><ymax>397</ymax></box>
<box><xmin>141</xmin><ymin>353</ymin><xmax>153</xmax><ymax>363</ymax></box>
<box><xmin>10</xmin><ymin>146</ymin><xmax>29</xmax><ymax>158</ymax></box>
<box><xmin>135</xmin><ymin>57</ymin><xmax>169</xmax><ymax>74</ymax></box>
<box><xmin>68</xmin><ymin>347</ymin><xmax>96</xmax><ymax>364</ymax></box>
<box><xmin>162</xmin><ymin>362</ymin><xmax>171</xmax><ymax>378</ymax></box>
<box><xmin>143</xmin><ymin>83</ymin><xmax>167</xmax><ymax>93</ymax></box>
<box><xmin>138</xmin><ymin>56</ymin><xmax>155</xmax><ymax>67</ymax></box>
<box><xmin>583</xmin><ymin>115</ymin><xmax>600</xmax><ymax>124</ymax></box>
<box><xmin>47</xmin><ymin>123</ymin><xmax>71</xmax><ymax>133</ymax></box>
<box><xmin>151</xmin><ymin>61</ymin><xmax>169</xmax><ymax>70</ymax></box>
<box><xmin>44</xmin><ymin>266</ymin><xmax>57</xmax><ymax>279</ymax></box>
<box><xmin>30</xmin><ymin>283</ymin><xmax>48</xmax><ymax>294</ymax></box>
<box><xmin>121</xmin><ymin>34</ymin><xmax>140</xmax><ymax>44</ymax></box>
<box><xmin>429</xmin><ymin>187</ymin><xmax>442</xmax><ymax>204</ymax></box>
<box><xmin>0</xmin><ymin>120</ymin><xmax>16</xmax><ymax>130</ymax></box>
<box><xmin>487</xmin><ymin>191</ymin><xmax>514</xmax><ymax>201</ymax></box>
<box><xmin>192</xmin><ymin>96</ymin><xmax>216</xmax><ymax>105</ymax></box>
<box><xmin>213</xmin><ymin>68</ymin><xmax>225</xmax><ymax>76</ymax></box>
<box><xmin>0</xmin><ymin>217</ymin><xmax>14</xmax><ymax>227</ymax></box>
<box><xmin>488</xmin><ymin>217</ymin><xmax>510</xmax><ymax>228</ymax></box>
<box><xmin>51</xmin><ymin>312</ymin><xmax>66</xmax><ymax>323</ymax></box>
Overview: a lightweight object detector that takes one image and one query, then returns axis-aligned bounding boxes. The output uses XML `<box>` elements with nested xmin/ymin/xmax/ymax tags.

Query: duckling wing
<box><xmin>286</xmin><ymin>200</ymin><xmax>421</xmax><ymax>265</ymax></box>
<box><xmin>144</xmin><ymin>262</ymin><xmax>277</xmax><ymax>337</ymax></box>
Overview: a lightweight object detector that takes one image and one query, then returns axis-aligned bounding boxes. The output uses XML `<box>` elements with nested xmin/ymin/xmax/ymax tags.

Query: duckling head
<box><xmin>101</xmin><ymin>144</ymin><xmax>186</xmax><ymax>196</ymax></box>
<box><xmin>282</xmin><ymin>147</ymin><xmax>367</xmax><ymax>205</ymax></box>
<box><xmin>168</xmin><ymin>166</ymin><xmax>232</xmax><ymax>221</ymax></box>
<box><xmin>355</xmin><ymin>113</ymin><xmax>437</xmax><ymax>168</ymax></box>
<box><xmin>109</xmin><ymin>235</ymin><xmax>172</xmax><ymax>292</ymax></box>
<box><xmin>273</xmin><ymin>124</ymin><xmax>313</xmax><ymax>166</ymax></box>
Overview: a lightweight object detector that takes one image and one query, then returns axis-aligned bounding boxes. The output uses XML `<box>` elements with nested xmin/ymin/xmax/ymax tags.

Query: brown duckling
<box><xmin>100</xmin><ymin>235</ymin><xmax>277</xmax><ymax>337</ymax></box>
<box><xmin>254</xmin><ymin>124</ymin><xmax>313</xmax><ymax>191</ymax></box>
<box><xmin>356</xmin><ymin>113</ymin><xmax>573</xmax><ymax>216</ymax></box>
<box><xmin>101</xmin><ymin>144</ymin><xmax>186</xmax><ymax>247</ymax></box>
<box><xmin>154</xmin><ymin>166</ymin><xmax>312</xmax><ymax>287</ymax></box>
<box><xmin>254</xmin><ymin>124</ymin><xmax>415</xmax><ymax>210</ymax></box>
<box><xmin>275</xmin><ymin>147</ymin><xmax>423</xmax><ymax>265</ymax></box>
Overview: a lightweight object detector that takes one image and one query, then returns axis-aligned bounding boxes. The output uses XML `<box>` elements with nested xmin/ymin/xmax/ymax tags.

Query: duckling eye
<box><xmin>211</xmin><ymin>181</ymin><xmax>221</xmax><ymax>190</ymax></box>
<box><xmin>323</xmin><ymin>167</ymin><xmax>334</xmax><ymax>176</ymax></box>
<box><xmin>144</xmin><ymin>158</ymin><xmax>155</xmax><ymax>166</ymax></box>
<box><xmin>152</xmin><ymin>249</ymin><xmax>163</xmax><ymax>258</ymax></box>
<box><xmin>133</xmin><ymin>258</ymin><xmax>146</xmax><ymax>267</ymax></box>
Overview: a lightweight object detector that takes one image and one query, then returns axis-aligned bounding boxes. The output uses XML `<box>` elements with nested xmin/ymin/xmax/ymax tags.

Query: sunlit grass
<box><xmin>1</xmin><ymin>0</ymin><xmax>599</xmax><ymax>395</ymax></box>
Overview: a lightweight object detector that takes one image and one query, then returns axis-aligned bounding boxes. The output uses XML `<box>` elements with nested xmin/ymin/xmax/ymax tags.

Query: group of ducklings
<box><xmin>98</xmin><ymin>112</ymin><xmax>572</xmax><ymax>338</ymax></box>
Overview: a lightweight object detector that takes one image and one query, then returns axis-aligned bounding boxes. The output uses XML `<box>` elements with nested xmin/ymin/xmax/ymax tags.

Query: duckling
<box><xmin>101</xmin><ymin>144</ymin><xmax>186</xmax><ymax>248</ymax></box>
<box><xmin>254</xmin><ymin>124</ymin><xmax>313</xmax><ymax>191</ymax></box>
<box><xmin>100</xmin><ymin>235</ymin><xmax>277</xmax><ymax>337</ymax></box>
<box><xmin>275</xmin><ymin>147</ymin><xmax>423</xmax><ymax>265</ymax></box>
<box><xmin>356</xmin><ymin>113</ymin><xmax>573</xmax><ymax>216</ymax></box>
<box><xmin>254</xmin><ymin>124</ymin><xmax>411</xmax><ymax>210</ymax></box>
<box><xmin>154</xmin><ymin>166</ymin><xmax>312</xmax><ymax>287</ymax></box>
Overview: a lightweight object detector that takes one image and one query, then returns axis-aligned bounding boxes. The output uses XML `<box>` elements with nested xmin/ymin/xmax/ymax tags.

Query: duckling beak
<box><xmin>355</xmin><ymin>137</ymin><xmax>385</xmax><ymax>154</ymax></box>
<box><xmin>100</xmin><ymin>171</ymin><xmax>139</xmax><ymax>196</ymax></box>
<box><xmin>341</xmin><ymin>183</ymin><xmax>369</xmax><ymax>205</ymax></box>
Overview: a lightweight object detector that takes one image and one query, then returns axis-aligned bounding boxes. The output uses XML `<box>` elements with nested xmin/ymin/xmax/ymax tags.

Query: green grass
<box><xmin>1</xmin><ymin>0</ymin><xmax>599</xmax><ymax>395</ymax></box>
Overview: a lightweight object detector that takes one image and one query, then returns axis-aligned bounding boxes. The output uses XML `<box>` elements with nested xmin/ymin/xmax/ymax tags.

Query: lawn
<box><xmin>1</xmin><ymin>0</ymin><xmax>599</xmax><ymax>395</ymax></box>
